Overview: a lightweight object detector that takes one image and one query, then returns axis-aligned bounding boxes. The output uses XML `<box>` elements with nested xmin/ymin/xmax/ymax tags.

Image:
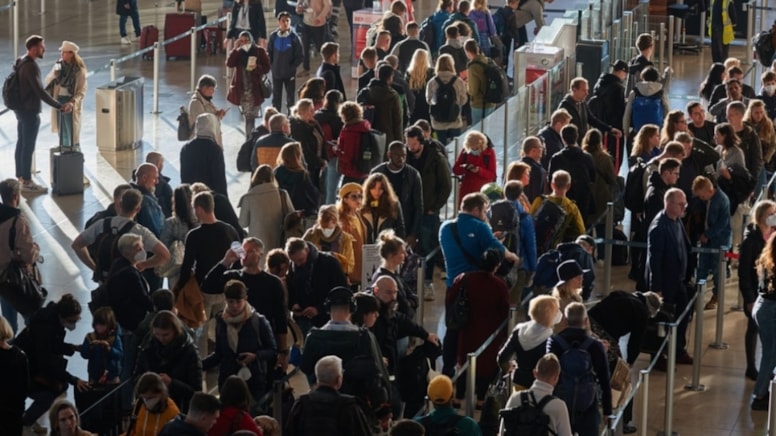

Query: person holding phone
<box><xmin>226</xmin><ymin>31</ymin><xmax>271</xmax><ymax>140</ymax></box>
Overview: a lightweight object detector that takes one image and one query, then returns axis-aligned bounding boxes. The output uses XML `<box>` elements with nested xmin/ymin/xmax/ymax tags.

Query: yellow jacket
<box><xmin>302</xmin><ymin>226</ymin><xmax>356</xmax><ymax>275</ymax></box>
<box><xmin>124</xmin><ymin>397</ymin><xmax>180</xmax><ymax>436</ymax></box>
<box><xmin>529</xmin><ymin>195</ymin><xmax>586</xmax><ymax>248</ymax></box>
<box><xmin>708</xmin><ymin>0</ymin><xmax>735</xmax><ymax>45</ymax></box>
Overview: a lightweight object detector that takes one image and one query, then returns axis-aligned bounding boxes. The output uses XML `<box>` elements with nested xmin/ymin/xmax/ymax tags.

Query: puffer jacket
<box><xmin>425</xmin><ymin>71</ymin><xmax>468</xmax><ymax>130</ymax></box>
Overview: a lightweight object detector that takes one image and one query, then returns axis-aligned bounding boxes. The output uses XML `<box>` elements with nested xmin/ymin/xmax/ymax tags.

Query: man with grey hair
<box><xmin>286</xmin><ymin>355</ymin><xmax>372</xmax><ymax>435</ymax></box>
<box><xmin>107</xmin><ymin>233</ymin><xmax>153</xmax><ymax>333</ymax></box>
<box><xmin>252</xmin><ymin>113</ymin><xmax>294</xmax><ymax>172</ymax></box>
<box><xmin>547</xmin><ymin>302</ymin><xmax>611</xmax><ymax>436</ymax></box>
<box><xmin>0</xmin><ymin>178</ymin><xmax>40</xmax><ymax>333</ymax></box>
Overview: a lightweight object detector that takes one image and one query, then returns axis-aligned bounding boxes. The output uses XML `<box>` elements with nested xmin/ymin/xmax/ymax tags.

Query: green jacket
<box><xmin>409</xmin><ymin>142</ymin><xmax>452</xmax><ymax>213</ymax></box>
<box><xmin>467</xmin><ymin>54</ymin><xmax>493</xmax><ymax>109</ymax></box>
<box><xmin>415</xmin><ymin>406</ymin><xmax>482</xmax><ymax>435</ymax></box>
<box><xmin>358</xmin><ymin>79</ymin><xmax>404</xmax><ymax>144</ymax></box>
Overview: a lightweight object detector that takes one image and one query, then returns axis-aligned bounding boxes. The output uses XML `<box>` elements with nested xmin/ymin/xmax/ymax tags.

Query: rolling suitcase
<box><xmin>140</xmin><ymin>25</ymin><xmax>159</xmax><ymax>60</ymax></box>
<box><xmin>164</xmin><ymin>12</ymin><xmax>197</xmax><ymax>60</ymax></box>
<box><xmin>52</xmin><ymin>113</ymin><xmax>84</xmax><ymax>196</ymax></box>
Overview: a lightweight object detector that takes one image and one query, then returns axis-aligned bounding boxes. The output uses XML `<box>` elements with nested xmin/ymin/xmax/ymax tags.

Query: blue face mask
<box><xmin>469</xmin><ymin>149</ymin><xmax>481</xmax><ymax>156</ymax></box>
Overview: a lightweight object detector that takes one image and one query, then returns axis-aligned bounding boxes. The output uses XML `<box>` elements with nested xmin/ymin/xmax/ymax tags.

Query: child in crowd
<box><xmin>80</xmin><ymin>306</ymin><xmax>123</xmax><ymax>385</ymax></box>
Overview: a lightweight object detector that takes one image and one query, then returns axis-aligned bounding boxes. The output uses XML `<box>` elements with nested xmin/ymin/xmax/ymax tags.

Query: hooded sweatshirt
<box><xmin>497</xmin><ymin>320</ymin><xmax>554</xmax><ymax>387</ymax></box>
<box><xmin>592</xmin><ymin>72</ymin><xmax>626</xmax><ymax>130</ymax></box>
<box><xmin>623</xmin><ymin>81</ymin><xmax>670</xmax><ymax>135</ymax></box>
<box><xmin>180</xmin><ymin>113</ymin><xmax>228</xmax><ymax>197</ymax></box>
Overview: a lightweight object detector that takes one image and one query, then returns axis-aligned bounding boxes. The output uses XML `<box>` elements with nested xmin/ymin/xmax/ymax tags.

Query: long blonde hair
<box><xmin>434</xmin><ymin>54</ymin><xmax>455</xmax><ymax>75</ymax></box>
<box><xmin>745</xmin><ymin>99</ymin><xmax>776</xmax><ymax>160</ymax></box>
<box><xmin>406</xmin><ymin>49</ymin><xmax>431</xmax><ymax>91</ymax></box>
<box><xmin>276</xmin><ymin>142</ymin><xmax>305</xmax><ymax>171</ymax></box>
<box><xmin>631</xmin><ymin>124</ymin><xmax>659</xmax><ymax>157</ymax></box>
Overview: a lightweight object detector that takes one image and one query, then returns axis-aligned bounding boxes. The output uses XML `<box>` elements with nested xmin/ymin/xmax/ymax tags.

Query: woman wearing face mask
<box><xmin>497</xmin><ymin>295</ymin><xmax>562</xmax><ymax>390</ymax></box>
<box><xmin>15</xmin><ymin>294</ymin><xmax>89</xmax><ymax>432</ymax></box>
<box><xmin>449</xmin><ymin>248</ymin><xmax>509</xmax><ymax>406</ymax></box>
<box><xmin>226</xmin><ymin>30</ymin><xmax>271</xmax><ymax>140</ymax></box>
<box><xmin>360</xmin><ymin>173</ymin><xmax>406</xmax><ymax>244</ymax></box>
<box><xmin>739</xmin><ymin>200</ymin><xmax>776</xmax><ymax>385</ymax></box>
<box><xmin>755</xmin><ymin>70</ymin><xmax>776</xmax><ymax>120</ymax></box>
<box><xmin>106</xmin><ymin>234</ymin><xmax>154</xmax><ymax>335</ymax></box>
<box><xmin>551</xmin><ymin>259</ymin><xmax>585</xmax><ymax>332</ymax></box>
<box><xmin>134</xmin><ymin>311</ymin><xmax>202</xmax><ymax>413</ymax></box>
<box><xmin>452</xmin><ymin>131</ymin><xmax>497</xmax><ymax>208</ymax></box>
<box><xmin>202</xmin><ymin>281</ymin><xmax>277</xmax><ymax>404</ymax></box>
<box><xmin>303</xmin><ymin>204</ymin><xmax>356</xmax><ymax>280</ymax></box>
<box><xmin>127</xmin><ymin>372</ymin><xmax>181</xmax><ymax>436</ymax></box>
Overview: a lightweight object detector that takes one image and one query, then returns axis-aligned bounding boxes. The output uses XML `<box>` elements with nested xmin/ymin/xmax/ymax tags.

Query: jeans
<box><xmin>435</xmin><ymin>128</ymin><xmax>461</xmax><ymax>145</ymax></box>
<box><xmin>56</xmin><ymin>96</ymin><xmax>74</xmax><ymax>147</ymax></box>
<box><xmin>470</xmin><ymin>106</ymin><xmax>494</xmax><ymax>126</ymax></box>
<box><xmin>744</xmin><ymin>302</ymin><xmax>759</xmax><ymax>371</ymax></box>
<box><xmin>272</xmin><ymin>76</ymin><xmax>296</xmax><ymax>114</ymax></box>
<box><xmin>753</xmin><ymin>296</ymin><xmax>776</xmax><ymax>397</ymax></box>
<box><xmin>196</xmin><ymin>293</ymin><xmax>226</xmax><ymax>359</ymax></box>
<box><xmin>119</xmin><ymin>1</ymin><xmax>141</xmax><ymax>38</ymax></box>
<box><xmin>1</xmin><ymin>296</ymin><xmax>19</xmax><ymax>333</ymax></box>
<box><xmin>23</xmin><ymin>381</ymin><xmax>67</xmax><ymax>426</ymax></box>
<box><xmin>419</xmin><ymin>213</ymin><xmax>441</xmax><ymax>283</ymax></box>
<box><xmin>325</xmin><ymin>158</ymin><xmax>340</xmax><ymax>204</ymax></box>
<box><xmin>697</xmin><ymin>251</ymin><xmax>722</xmax><ymax>295</ymax></box>
<box><xmin>301</xmin><ymin>25</ymin><xmax>326</xmax><ymax>70</ymax></box>
<box><xmin>709</xmin><ymin>25</ymin><xmax>729</xmax><ymax>63</ymax></box>
<box><xmin>571</xmin><ymin>401</ymin><xmax>602</xmax><ymax>436</ymax></box>
<box><xmin>14</xmin><ymin>110</ymin><xmax>41</xmax><ymax>181</ymax></box>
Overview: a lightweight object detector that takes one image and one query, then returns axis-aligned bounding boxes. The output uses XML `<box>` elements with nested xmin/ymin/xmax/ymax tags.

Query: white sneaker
<box><xmin>423</xmin><ymin>283</ymin><xmax>436</xmax><ymax>301</ymax></box>
<box><xmin>21</xmin><ymin>181</ymin><xmax>48</xmax><ymax>194</ymax></box>
<box><xmin>121</xmin><ymin>37</ymin><xmax>131</xmax><ymax>45</ymax></box>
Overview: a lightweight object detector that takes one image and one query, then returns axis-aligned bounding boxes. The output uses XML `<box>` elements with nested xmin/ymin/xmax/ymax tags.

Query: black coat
<box><xmin>286</xmin><ymin>386</ymin><xmax>373</xmax><ymax>436</ymax></box>
<box><xmin>228</xmin><ymin>2</ymin><xmax>267</xmax><ymax>40</ymax></box>
<box><xmin>371</xmin><ymin>163</ymin><xmax>423</xmax><ymax>239</ymax></box>
<box><xmin>180</xmin><ymin>138</ymin><xmax>228</xmax><ymax>198</ymax></box>
<box><xmin>290</xmin><ymin>117</ymin><xmax>326</xmax><ymax>170</ymax></box>
<box><xmin>591</xmin><ymin>73</ymin><xmax>626</xmax><ymax>130</ymax></box>
<box><xmin>368</xmin><ymin>300</ymin><xmax>429</xmax><ymax>373</ymax></box>
<box><xmin>739</xmin><ymin>223</ymin><xmax>766</xmax><ymax>305</ymax></box>
<box><xmin>13</xmin><ymin>302</ymin><xmax>77</xmax><ymax>387</ymax></box>
<box><xmin>646</xmin><ymin>211</ymin><xmax>690</xmax><ymax>304</ymax></box>
<box><xmin>558</xmin><ymin>94</ymin><xmax>613</xmax><ymax>139</ymax></box>
<box><xmin>135</xmin><ymin>332</ymin><xmax>202</xmax><ymax>413</ymax></box>
<box><xmin>316</xmin><ymin>62</ymin><xmax>347</xmax><ymax>100</ymax></box>
<box><xmin>588</xmin><ymin>291</ymin><xmax>650</xmax><ymax>364</ymax></box>
<box><xmin>537</xmin><ymin>125</ymin><xmax>563</xmax><ymax>170</ymax></box>
<box><xmin>287</xmin><ymin>243</ymin><xmax>348</xmax><ymax>327</ymax></box>
<box><xmin>106</xmin><ymin>257</ymin><xmax>153</xmax><ymax>332</ymax></box>
<box><xmin>251</xmin><ymin>131</ymin><xmax>295</xmax><ymax>173</ymax></box>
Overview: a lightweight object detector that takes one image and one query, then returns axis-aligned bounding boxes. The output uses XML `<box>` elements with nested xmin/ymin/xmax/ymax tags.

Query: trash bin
<box><xmin>96</xmin><ymin>76</ymin><xmax>144</xmax><ymax>151</ymax></box>
<box><xmin>576</xmin><ymin>39</ymin><xmax>609</xmax><ymax>88</ymax></box>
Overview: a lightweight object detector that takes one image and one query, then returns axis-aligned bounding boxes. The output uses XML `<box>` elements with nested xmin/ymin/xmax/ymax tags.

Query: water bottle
<box><xmin>231</xmin><ymin>241</ymin><xmax>245</xmax><ymax>258</ymax></box>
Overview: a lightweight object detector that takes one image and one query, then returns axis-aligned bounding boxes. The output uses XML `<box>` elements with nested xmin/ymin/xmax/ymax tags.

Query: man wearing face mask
<box><xmin>756</xmin><ymin>71</ymin><xmax>776</xmax><ymax>120</ymax></box>
<box><xmin>371</xmin><ymin>141</ymin><xmax>423</xmax><ymax>248</ymax></box>
<box><xmin>106</xmin><ymin>234</ymin><xmax>153</xmax><ymax>334</ymax></box>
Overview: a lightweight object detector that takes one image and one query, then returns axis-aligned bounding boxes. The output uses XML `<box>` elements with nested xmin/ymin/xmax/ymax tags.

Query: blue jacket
<box><xmin>431</xmin><ymin>10</ymin><xmax>452</xmax><ymax>53</ymax></box>
<box><xmin>131</xmin><ymin>183</ymin><xmax>164</xmax><ymax>237</ymax></box>
<box><xmin>703</xmin><ymin>188</ymin><xmax>731</xmax><ymax>248</ymax></box>
<box><xmin>646</xmin><ymin>211</ymin><xmax>690</xmax><ymax>303</ymax></box>
<box><xmin>440</xmin><ymin>213</ymin><xmax>505</xmax><ymax>288</ymax></box>
<box><xmin>512</xmin><ymin>200</ymin><xmax>537</xmax><ymax>272</ymax></box>
<box><xmin>80</xmin><ymin>332</ymin><xmax>123</xmax><ymax>382</ymax></box>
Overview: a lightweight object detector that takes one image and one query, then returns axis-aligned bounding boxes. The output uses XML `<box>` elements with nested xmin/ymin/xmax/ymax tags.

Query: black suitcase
<box><xmin>51</xmin><ymin>113</ymin><xmax>84</xmax><ymax>196</ymax></box>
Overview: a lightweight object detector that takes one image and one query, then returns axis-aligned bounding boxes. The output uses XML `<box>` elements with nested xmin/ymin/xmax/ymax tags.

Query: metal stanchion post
<box><xmin>761</xmin><ymin>0</ymin><xmax>767</xmax><ymax>31</ymax></box>
<box><xmin>190</xmin><ymin>27</ymin><xmax>197</xmax><ymax>93</ymax></box>
<box><xmin>13</xmin><ymin>1</ymin><xmax>19</xmax><ymax>59</ymax></box>
<box><xmin>747</xmin><ymin>3</ymin><xmax>755</xmax><ymax>87</ymax></box>
<box><xmin>663</xmin><ymin>323</ymin><xmax>677</xmax><ymax>436</ymax></box>
<box><xmin>699</xmin><ymin>11</ymin><xmax>706</xmax><ymax>44</ymax></box>
<box><xmin>453</xmin><ymin>137</ymin><xmax>461</xmax><ymax>218</ymax></box>
<box><xmin>658</xmin><ymin>23</ymin><xmax>665</xmax><ymax>69</ymax></box>
<box><xmin>710</xmin><ymin>247</ymin><xmax>729</xmax><ymax>349</ymax></box>
<box><xmin>153</xmin><ymin>42</ymin><xmax>161</xmax><ymax>114</ymax></box>
<box><xmin>769</xmin><ymin>380</ymin><xmax>776</xmax><ymax>436</ymax></box>
<box><xmin>416</xmin><ymin>260</ymin><xmax>425</xmax><ymax>326</ymax></box>
<box><xmin>667</xmin><ymin>16</ymin><xmax>674</xmax><ymax>69</ymax></box>
<box><xmin>503</xmin><ymin>99</ymin><xmax>509</xmax><ymax>175</ymax></box>
<box><xmin>40</xmin><ymin>0</ymin><xmax>45</xmax><ymax>15</ymax></box>
<box><xmin>685</xmin><ymin>280</ymin><xmax>706</xmax><ymax>391</ymax></box>
<box><xmin>466</xmin><ymin>353</ymin><xmax>477</xmax><ymax>417</ymax></box>
<box><xmin>638</xmin><ymin>370</ymin><xmax>649</xmax><ymax>436</ymax></box>
<box><xmin>272</xmin><ymin>380</ymin><xmax>283</xmax><ymax>424</ymax></box>
<box><xmin>508</xmin><ymin>306</ymin><xmax>519</xmax><ymax>333</ymax></box>
<box><xmin>110</xmin><ymin>59</ymin><xmax>116</xmax><ymax>82</ymax></box>
<box><xmin>604</xmin><ymin>202</ymin><xmax>614</xmax><ymax>297</ymax></box>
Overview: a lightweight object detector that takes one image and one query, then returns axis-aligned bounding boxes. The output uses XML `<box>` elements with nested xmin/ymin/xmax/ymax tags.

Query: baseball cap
<box><xmin>427</xmin><ymin>375</ymin><xmax>454</xmax><ymax>405</ymax></box>
<box><xmin>612</xmin><ymin>60</ymin><xmax>629</xmax><ymax>72</ymax></box>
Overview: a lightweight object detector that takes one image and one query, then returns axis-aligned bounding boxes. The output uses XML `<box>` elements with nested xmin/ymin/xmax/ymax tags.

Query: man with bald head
<box><xmin>131</xmin><ymin>162</ymin><xmax>166</xmax><ymax>290</ymax></box>
<box><xmin>145</xmin><ymin>152</ymin><xmax>173</xmax><ymax>218</ymax></box>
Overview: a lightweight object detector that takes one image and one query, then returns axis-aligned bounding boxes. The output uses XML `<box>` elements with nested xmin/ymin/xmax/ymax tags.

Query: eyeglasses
<box><xmin>348</xmin><ymin>194</ymin><xmax>363</xmax><ymax>200</ymax></box>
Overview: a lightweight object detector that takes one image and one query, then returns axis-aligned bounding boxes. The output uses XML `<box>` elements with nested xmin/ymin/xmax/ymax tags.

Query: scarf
<box><xmin>57</xmin><ymin>61</ymin><xmax>79</xmax><ymax>96</ymax></box>
<box><xmin>222</xmin><ymin>304</ymin><xmax>252</xmax><ymax>353</ymax></box>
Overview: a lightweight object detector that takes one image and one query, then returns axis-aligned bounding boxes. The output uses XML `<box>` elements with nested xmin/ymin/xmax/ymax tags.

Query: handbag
<box><xmin>260</xmin><ymin>74</ymin><xmax>273</xmax><ymax>99</ymax></box>
<box><xmin>155</xmin><ymin>239</ymin><xmax>184</xmax><ymax>278</ymax></box>
<box><xmin>0</xmin><ymin>215</ymin><xmax>47</xmax><ymax>316</ymax></box>
<box><xmin>478</xmin><ymin>371</ymin><xmax>511</xmax><ymax>433</ymax></box>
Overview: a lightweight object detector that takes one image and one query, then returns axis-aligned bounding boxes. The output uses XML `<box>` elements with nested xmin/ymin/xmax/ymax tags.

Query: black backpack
<box><xmin>90</xmin><ymin>219</ymin><xmax>136</xmax><ymax>282</ymax></box>
<box><xmin>419</xmin><ymin>414</ymin><xmax>464</xmax><ymax>436</ymax></box>
<box><xmin>554</xmin><ymin>336</ymin><xmax>597</xmax><ymax>413</ymax></box>
<box><xmin>754</xmin><ymin>30</ymin><xmax>775</xmax><ymax>67</ymax></box>
<box><xmin>489</xmin><ymin>199</ymin><xmax>519</xmax><ymax>233</ymax></box>
<box><xmin>472</xmin><ymin>59</ymin><xmax>509</xmax><ymax>104</ymax></box>
<box><xmin>356</xmin><ymin>129</ymin><xmax>386</xmax><ymax>174</ymax></box>
<box><xmin>430</xmin><ymin>76</ymin><xmax>460</xmax><ymax>123</ymax></box>
<box><xmin>3</xmin><ymin>57</ymin><xmax>30</xmax><ymax>111</ymax></box>
<box><xmin>531</xmin><ymin>197</ymin><xmax>568</xmax><ymax>255</ymax></box>
<box><xmin>500</xmin><ymin>391</ymin><xmax>557</xmax><ymax>436</ymax></box>
<box><xmin>623</xmin><ymin>157</ymin><xmax>647</xmax><ymax>213</ymax></box>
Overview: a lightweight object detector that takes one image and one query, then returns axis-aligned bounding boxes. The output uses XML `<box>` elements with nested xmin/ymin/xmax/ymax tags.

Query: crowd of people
<box><xmin>7</xmin><ymin>0</ymin><xmax>776</xmax><ymax>434</ymax></box>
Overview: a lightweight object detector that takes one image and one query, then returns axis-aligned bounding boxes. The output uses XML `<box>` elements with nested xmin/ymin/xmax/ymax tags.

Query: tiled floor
<box><xmin>0</xmin><ymin>0</ymin><xmax>774</xmax><ymax>434</ymax></box>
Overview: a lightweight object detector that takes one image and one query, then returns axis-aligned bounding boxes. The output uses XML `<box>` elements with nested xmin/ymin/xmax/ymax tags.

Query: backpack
<box><xmin>500</xmin><ymin>391</ymin><xmax>557</xmax><ymax>436</ymax></box>
<box><xmin>445</xmin><ymin>273</ymin><xmax>470</xmax><ymax>330</ymax></box>
<box><xmin>623</xmin><ymin>157</ymin><xmax>647</xmax><ymax>213</ymax></box>
<box><xmin>176</xmin><ymin>106</ymin><xmax>191</xmax><ymax>141</ymax></box>
<box><xmin>553</xmin><ymin>336</ymin><xmax>597</xmax><ymax>413</ymax></box>
<box><xmin>489</xmin><ymin>200</ymin><xmax>519</xmax><ymax>233</ymax></box>
<box><xmin>532</xmin><ymin>249</ymin><xmax>563</xmax><ymax>289</ymax></box>
<box><xmin>754</xmin><ymin>30</ymin><xmax>775</xmax><ymax>67</ymax></box>
<box><xmin>531</xmin><ymin>197</ymin><xmax>568</xmax><ymax>255</ymax></box>
<box><xmin>3</xmin><ymin>57</ymin><xmax>29</xmax><ymax>111</ymax></box>
<box><xmin>90</xmin><ymin>219</ymin><xmax>136</xmax><ymax>282</ymax></box>
<box><xmin>419</xmin><ymin>414</ymin><xmax>464</xmax><ymax>436</ymax></box>
<box><xmin>472</xmin><ymin>59</ymin><xmax>509</xmax><ymax>104</ymax></box>
<box><xmin>430</xmin><ymin>76</ymin><xmax>460</xmax><ymax>123</ymax></box>
<box><xmin>419</xmin><ymin>16</ymin><xmax>436</xmax><ymax>51</ymax></box>
<box><xmin>356</xmin><ymin>129</ymin><xmax>386</xmax><ymax>174</ymax></box>
<box><xmin>630</xmin><ymin>88</ymin><xmax>664</xmax><ymax>132</ymax></box>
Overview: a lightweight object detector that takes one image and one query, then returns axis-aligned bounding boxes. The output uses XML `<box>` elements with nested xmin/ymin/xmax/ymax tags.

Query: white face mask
<box><xmin>241</xmin><ymin>43</ymin><xmax>251</xmax><ymax>52</ymax></box>
<box><xmin>143</xmin><ymin>397</ymin><xmax>160</xmax><ymax>410</ymax></box>
<box><xmin>552</xmin><ymin>310</ymin><xmax>563</xmax><ymax>326</ymax></box>
<box><xmin>321</xmin><ymin>227</ymin><xmax>336</xmax><ymax>238</ymax></box>
<box><xmin>766</xmin><ymin>85</ymin><xmax>776</xmax><ymax>95</ymax></box>
<box><xmin>469</xmin><ymin>149</ymin><xmax>481</xmax><ymax>156</ymax></box>
<box><xmin>65</xmin><ymin>321</ymin><xmax>77</xmax><ymax>331</ymax></box>
<box><xmin>135</xmin><ymin>250</ymin><xmax>147</xmax><ymax>263</ymax></box>
<box><xmin>766</xmin><ymin>214</ymin><xmax>776</xmax><ymax>227</ymax></box>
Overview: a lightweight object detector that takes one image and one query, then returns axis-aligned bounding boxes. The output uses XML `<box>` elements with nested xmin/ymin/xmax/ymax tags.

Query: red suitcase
<box><xmin>139</xmin><ymin>25</ymin><xmax>159</xmax><ymax>60</ymax></box>
<box><xmin>164</xmin><ymin>12</ymin><xmax>197</xmax><ymax>60</ymax></box>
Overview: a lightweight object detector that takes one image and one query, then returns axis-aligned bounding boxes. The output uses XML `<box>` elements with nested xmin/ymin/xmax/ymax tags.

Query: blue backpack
<box><xmin>553</xmin><ymin>336</ymin><xmax>597</xmax><ymax>413</ymax></box>
<box><xmin>630</xmin><ymin>89</ymin><xmax>664</xmax><ymax>132</ymax></box>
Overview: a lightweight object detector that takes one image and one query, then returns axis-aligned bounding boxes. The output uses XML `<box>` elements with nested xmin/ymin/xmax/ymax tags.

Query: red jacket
<box><xmin>226</xmin><ymin>46</ymin><xmax>271</xmax><ymax>108</ymax></box>
<box><xmin>337</xmin><ymin>119</ymin><xmax>372</xmax><ymax>179</ymax></box>
<box><xmin>207</xmin><ymin>406</ymin><xmax>264</xmax><ymax>436</ymax></box>
<box><xmin>452</xmin><ymin>147</ymin><xmax>497</xmax><ymax>205</ymax></box>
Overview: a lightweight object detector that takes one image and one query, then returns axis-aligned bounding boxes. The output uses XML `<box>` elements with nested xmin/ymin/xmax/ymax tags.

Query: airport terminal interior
<box><xmin>1</xmin><ymin>0</ymin><xmax>775</xmax><ymax>434</ymax></box>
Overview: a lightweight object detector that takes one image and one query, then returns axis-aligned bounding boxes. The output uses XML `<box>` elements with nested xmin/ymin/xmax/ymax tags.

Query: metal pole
<box><xmin>453</xmin><ymin>137</ymin><xmax>461</xmax><ymax>218</ymax></box>
<box><xmin>13</xmin><ymin>1</ymin><xmax>19</xmax><ymax>59</ymax></box>
<box><xmin>657</xmin><ymin>24</ymin><xmax>665</xmax><ymax>69</ymax></box>
<box><xmin>664</xmin><ymin>323</ymin><xmax>677</xmax><ymax>436</ymax></box>
<box><xmin>604</xmin><ymin>202</ymin><xmax>614</xmax><ymax>298</ymax></box>
<box><xmin>508</xmin><ymin>306</ymin><xmax>519</xmax><ymax>333</ymax></box>
<box><xmin>699</xmin><ymin>11</ymin><xmax>706</xmax><ymax>45</ymax></box>
<box><xmin>272</xmin><ymin>380</ymin><xmax>283</xmax><ymax>424</ymax></box>
<box><xmin>40</xmin><ymin>0</ymin><xmax>45</xmax><ymax>15</ymax></box>
<box><xmin>110</xmin><ymin>59</ymin><xmax>116</xmax><ymax>82</ymax></box>
<box><xmin>153</xmin><ymin>42</ymin><xmax>161</xmax><ymax>114</ymax></box>
<box><xmin>638</xmin><ymin>370</ymin><xmax>649</xmax><ymax>436</ymax></box>
<box><xmin>685</xmin><ymin>280</ymin><xmax>707</xmax><ymax>391</ymax></box>
<box><xmin>190</xmin><ymin>27</ymin><xmax>197</xmax><ymax>93</ymax></box>
<box><xmin>710</xmin><ymin>247</ymin><xmax>729</xmax><ymax>349</ymax></box>
<box><xmin>503</xmin><ymin>98</ymin><xmax>509</xmax><ymax>176</ymax></box>
<box><xmin>599</xmin><ymin>0</ymin><xmax>604</xmax><ymax>38</ymax></box>
<box><xmin>747</xmin><ymin>3</ymin><xmax>755</xmax><ymax>86</ymax></box>
<box><xmin>761</xmin><ymin>0</ymin><xmax>767</xmax><ymax>32</ymax></box>
<box><xmin>588</xmin><ymin>3</ymin><xmax>593</xmax><ymax>39</ymax></box>
<box><xmin>667</xmin><ymin>16</ymin><xmax>674</xmax><ymax>70</ymax></box>
<box><xmin>416</xmin><ymin>260</ymin><xmax>425</xmax><ymax>326</ymax></box>
<box><xmin>769</xmin><ymin>380</ymin><xmax>776</xmax><ymax>435</ymax></box>
<box><xmin>466</xmin><ymin>353</ymin><xmax>477</xmax><ymax>417</ymax></box>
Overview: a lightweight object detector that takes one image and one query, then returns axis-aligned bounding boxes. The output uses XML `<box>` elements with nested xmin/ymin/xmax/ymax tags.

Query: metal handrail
<box><xmin>79</xmin><ymin>379</ymin><xmax>132</xmax><ymax>417</ymax></box>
